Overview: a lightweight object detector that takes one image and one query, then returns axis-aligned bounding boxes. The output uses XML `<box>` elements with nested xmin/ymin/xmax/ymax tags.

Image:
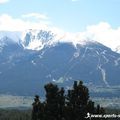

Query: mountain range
<box><xmin>0</xmin><ymin>30</ymin><xmax>120</xmax><ymax>96</ymax></box>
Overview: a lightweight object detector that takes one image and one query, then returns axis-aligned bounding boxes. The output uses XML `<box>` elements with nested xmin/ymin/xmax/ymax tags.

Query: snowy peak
<box><xmin>0</xmin><ymin>30</ymin><xmax>56</xmax><ymax>51</ymax></box>
<box><xmin>21</xmin><ymin>29</ymin><xmax>55</xmax><ymax>50</ymax></box>
<box><xmin>4</xmin><ymin>29</ymin><xmax>91</xmax><ymax>51</ymax></box>
<box><xmin>0</xmin><ymin>30</ymin><xmax>120</xmax><ymax>54</ymax></box>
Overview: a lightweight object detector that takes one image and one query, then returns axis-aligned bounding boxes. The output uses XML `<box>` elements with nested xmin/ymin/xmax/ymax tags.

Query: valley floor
<box><xmin>0</xmin><ymin>109</ymin><xmax>32</xmax><ymax>120</ymax></box>
<box><xmin>0</xmin><ymin>108</ymin><xmax>120</xmax><ymax>120</ymax></box>
<box><xmin>0</xmin><ymin>94</ymin><xmax>120</xmax><ymax>109</ymax></box>
<box><xmin>0</xmin><ymin>94</ymin><xmax>120</xmax><ymax>120</ymax></box>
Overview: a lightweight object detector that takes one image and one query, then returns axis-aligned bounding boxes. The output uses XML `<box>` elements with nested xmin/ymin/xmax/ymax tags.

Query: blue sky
<box><xmin>0</xmin><ymin>0</ymin><xmax>120</xmax><ymax>51</ymax></box>
<box><xmin>0</xmin><ymin>0</ymin><xmax>120</xmax><ymax>32</ymax></box>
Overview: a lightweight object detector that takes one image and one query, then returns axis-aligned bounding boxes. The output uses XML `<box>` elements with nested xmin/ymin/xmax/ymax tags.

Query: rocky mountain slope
<box><xmin>0</xmin><ymin>30</ymin><xmax>120</xmax><ymax>96</ymax></box>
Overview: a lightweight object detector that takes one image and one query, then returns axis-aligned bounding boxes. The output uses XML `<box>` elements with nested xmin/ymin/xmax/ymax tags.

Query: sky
<box><xmin>0</xmin><ymin>0</ymin><xmax>120</xmax><ymax>51</ymax></box>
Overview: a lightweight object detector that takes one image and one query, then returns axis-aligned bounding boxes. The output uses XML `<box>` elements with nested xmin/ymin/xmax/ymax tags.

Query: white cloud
<box><xmin>22</xmin><ymin>13</ymin><xmax>48</xmax><ymax>20</ymax></box>
<box><xmin>0</xmin><ymin>13</ymin><xmax>120</xmax><ymax>51</ymax></box>
<box><xmin>80</xmin><ymin>22</ymin><xmax>120</xmax><ymax>51</ymax></box>
<box><xmin>54</xmin><ymin>22</ymin><xmax>120</xmax><ymax>51</ymax></box>
<box><xmin>0</xmin><ymin>14</ymin><xmax>50</xmax><ymax>31</ymax></box>
<box><xmin>0</xmin><ymin>0</ymin><xmax>9</xmax><ymax>4</ymax></box>
<box><xmin>71</xmin><ymin>0</ymin><xmax>79</xmax><ymax>2</ymax></box>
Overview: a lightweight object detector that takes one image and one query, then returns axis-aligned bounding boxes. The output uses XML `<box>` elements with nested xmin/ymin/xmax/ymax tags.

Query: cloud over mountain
<box><xmin>76</xmin><ymin>22</ymin><xmax>120</xmax><ymax>51</ymax></box>
<box><xmin>0</xmin><ymin>14</ymin><xmax>50</xmax><ymax>31</ymax></box>
<box><xmin>0</xmin><ymin>14</ymin><xmax>120</xmax><ymax>52</ymax></box>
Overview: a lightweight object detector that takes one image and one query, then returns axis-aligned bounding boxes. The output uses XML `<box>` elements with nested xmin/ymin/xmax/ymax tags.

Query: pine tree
<box><xmin>65</xmin><ymin>81</ymin><xmax>90</xmax><ymax>120</ymax></box>
<box><xmin>32</xmin><ymin>95</ymin><xmax>44</xmax><ymax>120</ymax></box>
<box><xmin>44</xmin><ymin>83</ymin><xmax>61</xmax><ymax>120</ymax></box>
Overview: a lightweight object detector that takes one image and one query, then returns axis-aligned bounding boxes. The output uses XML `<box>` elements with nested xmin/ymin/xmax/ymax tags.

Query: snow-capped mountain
<box><xmin>21</xmin><ymin>29</ymin><xmax>56</xmax><ymax>50</ymax></box>
<box><xmin>0</xmin><ymin>30</ymin><xmax>98</xmax><ymax>51</ymax></box>
<box><xmin>0</xmin><ymin>29</ymin><xmax>120</xmax><ymax>53</ymax></box>
<box><xmin>0</xmin><ymin>30</ymin><xmax>120</xmax><ymax>96</ymax></box>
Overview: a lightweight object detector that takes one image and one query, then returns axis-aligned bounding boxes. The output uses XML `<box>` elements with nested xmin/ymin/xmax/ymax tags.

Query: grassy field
<box><xmin>0</xmin><ymin>109</ymin><xmax>32</xmax><ymax>120</ymax></box>
<box><xmin>0</xmin><ymin>108</ymin><xmax>119</xmax><ymax>120</ymax></box>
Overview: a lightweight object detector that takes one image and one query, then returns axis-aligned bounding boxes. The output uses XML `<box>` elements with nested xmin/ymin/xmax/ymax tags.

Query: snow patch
<box><xmin>74</xmin><ymin>52</ymin><xmax>79</xmax><ymax>58</ymax></box>
<box><xmin>31</xmin><ymin>60</ymin><xmax>36</xmax><ymax>65</ymax></box>
<box><xmin>114</xmin><ymin>57</ymin><xmax>120</xmax><ymax>66</ymax></box>
<box><xmin>97</xmin><ymin>65</ymin><xmax>110</xmax><ymax>87</ymax></box>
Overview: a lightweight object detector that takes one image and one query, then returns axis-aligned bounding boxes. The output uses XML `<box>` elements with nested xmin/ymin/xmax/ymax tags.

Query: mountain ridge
<box><xmin>0</xmin><ymin>30</ymin><xmax>120</xmax><ymax>96</ymax></box>
<box><xmin>0</xmin><ymin>30</ymin><xmax>119</xmax><ymax>53</ymax></box>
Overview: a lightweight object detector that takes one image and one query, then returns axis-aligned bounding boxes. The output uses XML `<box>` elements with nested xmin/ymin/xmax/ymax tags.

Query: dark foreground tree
<box><xmin>32</xmin><ymin>95</ymin><xmax>44</xmax><ymax>120</ymax></box>
<box><xmin>44</xmin><ymin>83</ymin><xmax>65</xmax><ymax>120</ymax></box>
<box><xmin>32</xmin><ymin>81</ymin><xmax>105</xmax><ymax>120</ymax></box>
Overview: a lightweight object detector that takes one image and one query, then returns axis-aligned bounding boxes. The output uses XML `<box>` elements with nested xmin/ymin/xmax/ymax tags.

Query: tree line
<box><xmin>32</xmin><ymin>81</ymin><xmax>105</xmax><ymax>120</ymax></box>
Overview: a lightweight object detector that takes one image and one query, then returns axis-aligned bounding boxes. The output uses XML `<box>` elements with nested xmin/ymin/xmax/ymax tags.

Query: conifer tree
<box><xmin>44</xmin><ymin>83</ymin><xmax>62</xmax><ymax>120</ymax></box>
<box><xmin>65</xmin><ymin>81</ymin><xmax>89</xmax><ymax>120</ymax></box>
